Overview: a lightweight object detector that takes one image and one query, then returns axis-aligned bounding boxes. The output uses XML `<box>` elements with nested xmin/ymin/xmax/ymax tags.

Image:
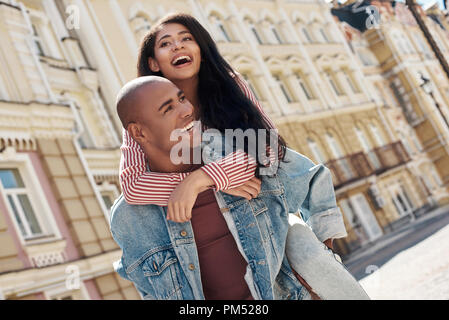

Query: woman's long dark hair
<box><xmin>137</xmin><ymin>13</ymin><xmax>287</xmax><ymax>174</ymax></box>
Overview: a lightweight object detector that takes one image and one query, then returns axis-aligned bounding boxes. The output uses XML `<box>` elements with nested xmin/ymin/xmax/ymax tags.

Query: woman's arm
<box><xmin>119</xmin><ymin>74</ymin><xmax>279</xmax><ymax>205</ymax></box>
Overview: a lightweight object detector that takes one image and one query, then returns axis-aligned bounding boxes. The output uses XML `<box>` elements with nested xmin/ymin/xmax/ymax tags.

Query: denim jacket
<box><xmin>110</xmin><ymin>148</ymin><xmax>347</xmax><ymax>300</ymax></box>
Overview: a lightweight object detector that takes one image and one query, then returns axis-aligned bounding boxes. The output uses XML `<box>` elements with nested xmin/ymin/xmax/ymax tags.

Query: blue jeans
<box><xmin>286</xmin><ymin>214</ymin><xmax>370</xmax><ymax>300</ymax></box>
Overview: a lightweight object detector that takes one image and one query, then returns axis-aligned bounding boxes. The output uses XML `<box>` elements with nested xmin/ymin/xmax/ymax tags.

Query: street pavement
<box><xmin>342</xmin><ymin>205</ymin><xmax>449</xmax><ymax>300</ymax></box>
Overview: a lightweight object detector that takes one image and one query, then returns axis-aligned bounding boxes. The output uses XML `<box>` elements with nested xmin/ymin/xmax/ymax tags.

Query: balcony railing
<box><xmin>326</xmin><ymin>142</ymin><xmax>410</xmax><ymax>189</ymax></box>
<box><xmin>371</xmin><ymin>141</ymin><xmax>411</xmax><ymax>174</ymax></box>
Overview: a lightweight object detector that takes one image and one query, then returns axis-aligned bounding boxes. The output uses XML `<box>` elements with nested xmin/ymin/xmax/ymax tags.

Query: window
<box><xmin>102</xmin><ymin>194</ymin><xmax>114</xmax><ymax>210</ymax></box>
<box><xmin>0</xmin><ymin>73</ymin><xmax>9</xmax><ymax>100</ymax></box>
<box><xmin>0</xmin><ymin>169</ymin><xmax>43</xmax><ymax>239</ymax></box>
<box><xmin>295</xmin><ymin>73</ymin><xmax>314</xmax><ymax>100</ymax></box>
<box><xmin>325</xmin><ymin>133</ymin><xmax>344</xmax><ymax>158</ymax></box>
<box><xmin>355</xmin><ymin>127</ymin><xmax>381</xmax><ymax>170</ymax></box>
<box><xmin>218</xmin><ymin>23</ymin><xmax>231</xmax><ymax>42</ymax></box>
<box><xmin>274</xmin><ymin>75</ymin><xmax>294</xmax><ymax>103</ymax></box>
<box><xmin>357</xmin><ymin>50</ymin><xmax>376</xmax><ymax>66</ymax></box>
<box><xmin>430</xmin><ymin>167</ymin><xmax>442</xmax><ymax>187</ymax></box>
<box><xmin>130</xmin><ymin>14</ymin><xmax>151</xmax><ymax>42</ymax></box>
<box><xmin>97</xmin><ymin>181</ymin><xmax>119</xmax><ymax>219</ymax></box>
<box><xmin>391</xmin><ymin>30</ymin><xmax>414</xmax><ymax>54</ymax></box>
<box><xmin>319</xmin><ymin>28</ymin><xmax>330</xmax><ymax>43</ymax></box>
<box><xmin>324</xmin><ymin>70</ymin><xmax>344</xmax><ymax>96</ymax></box>
<box><xmin>270</xmin><ymin>25</ymin><xmax>283</xmax><ymax>44</ymax></box>
<box><xmin>307</xmin><ymin>138</ymin><xmax>326</xmax><ymax>163</ymax></box>
<box><xmin>369</xmin><ymin>124</ymin><xmax>385</xmax><ymax>146</ymax></box>
<box><xmin>29</xmin><ymin>16</ymin><xmax>63</xmax><ymax>59</ymax></box>
<box><xmin>343</xmin><ymin>70</ymin><xmax>361</xmax><ymax>94</ymax></box>
<box><xmin>31</xmin><ymin>24</ymin><xmax>45</xmax><ymax>56</ymax></box>
<box><xmin>301</xmin><ymin>27</ymin><xmax>313</xmax><ymax>43</ymax></box>
<box><xmin>246</xmin><ymin>20</ymin><xmax>263</xmax><ymax>44</ymax></box>
<box><xmin>210</xmin><ymin>15</ymin><xmax>232</xmax><ymax>42</ymax></box>
<box><xmin>242</xmin><ymin>73</ymin><xmax>261</xmax><ymax>100</ymax></box>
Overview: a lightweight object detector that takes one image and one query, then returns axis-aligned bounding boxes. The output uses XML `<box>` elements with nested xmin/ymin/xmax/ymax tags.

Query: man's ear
<box><xmin>127</xmin><ymin>123</ymin><xmax>149</xmax><ymax>145</ymax></box>
<box><xmin>148</xmin><ymin>57</ymin><xmax>160</xmax><ymax>72</ymax></box>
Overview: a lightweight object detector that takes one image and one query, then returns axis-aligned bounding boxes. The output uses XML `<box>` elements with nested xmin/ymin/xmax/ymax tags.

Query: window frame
<box><xmin>0</xmin><ymin>150</ymin><xmax>61</xmax><ymax>245</ymax></box>
<box><xmin>273</xmin><ymin>75</ymin><xmax>294</xmax><ymax>103</ymax></box>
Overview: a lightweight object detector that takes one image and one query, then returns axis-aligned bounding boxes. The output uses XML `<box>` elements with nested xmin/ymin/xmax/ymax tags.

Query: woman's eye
<box><xmin>164</xmin><ymin>106</ymin><xmax>173</xmax><ymax>114</ymax></box>
<box><xmin>179</xmin><ymin>96</ymin><xmax>186</xmax><ymax>102</ymax></box>
<box><xmin>160</xmin><ymin>41</ymin><xmax>170</xmax><ymax>47</ymax></box>
<box><xmin>182</xmin><ymin>36</ymin><xmax>192</xmax><ymax>41</ymax></box>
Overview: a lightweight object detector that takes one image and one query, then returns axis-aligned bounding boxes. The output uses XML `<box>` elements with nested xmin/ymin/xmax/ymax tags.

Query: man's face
<box><xmin>135</xmin><ymin>80</ymin><xmax>199</xmax><ymax>156</ymax></box>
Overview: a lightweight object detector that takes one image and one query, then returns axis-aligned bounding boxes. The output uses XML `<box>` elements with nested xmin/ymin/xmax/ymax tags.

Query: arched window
<box><xmin>307</xmin><ymin>137</ymin><xmax>326</xmax><ymax>163</ymax></box>
<box><xmin>355</xmin><ymin>126</ymin><xmax>381</xmax><ymax>169</ymax></box>
<box><xmin>325</xmin><ymin>132</ymin><xmax>344</xmax><ymax>159</ymax></box>
<box><xmin>369</xmin><ymin>123</ymin><xmax>385</xmax><ymax>146</ymax></box>
<box><xmin>295</xmin><ymin>72</ymin><xmax>315</xmax><ymax>100</ymax></box>
<box><xmin>130</xmin><ymin>14</ymin><xmax>151</xmax><ymax>43</ymax></box>
<box><xmin>245</xmin><ymin>18</ymin><xmax>264</xmax><ymax>44</ymax></box>
<box><xmin>273</xmin><ymin>75</ymin><xmax>294</xmax><ymax>103</ymax></box>
<box><xmin>301</xmin><ymin>26</ymin><xmax>313</xmax><ymax>43</ymax></box>
<box><xmin>209</xmin><ymin>14</ymin><xmax>233</xmax><ymax>42</ymax></box>
<box><xmin>324</xmin><ymin>70</ymin><xmax>344</xmax><ymax>96</ymax></box>
<box><xmin>390</xmin><ymin>29</ymin><xmax>415</xmax><ymax>54</ymax></box>
<box><xmin>241</xmin><ymin>73</ymin><xmax>261</xmax><ymax>100</ymax></box>
<box><xmin>264</xmin><ymin>21</ymin><xmax>283</xmax><ymax>44</ymax></box>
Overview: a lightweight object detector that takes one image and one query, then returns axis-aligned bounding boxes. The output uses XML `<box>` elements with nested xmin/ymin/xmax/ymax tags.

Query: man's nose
<box><xmin>179</xmin><ymin>103</ymin><xmax>193</xmax><ymax>118</ymax></box>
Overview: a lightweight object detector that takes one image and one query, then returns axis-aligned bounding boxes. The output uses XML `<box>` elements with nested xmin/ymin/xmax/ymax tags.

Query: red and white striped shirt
<box><xmin>119</xmin><ymin>73</ymin><xmax>278</xmax><ymax>205</ymax></box>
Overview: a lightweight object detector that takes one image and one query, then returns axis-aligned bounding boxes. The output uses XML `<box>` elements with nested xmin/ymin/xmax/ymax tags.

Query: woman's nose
<box><xmin>172</xmin><ymin>39</ymin><xmax>184</xmax><ymax>51</ymax></box>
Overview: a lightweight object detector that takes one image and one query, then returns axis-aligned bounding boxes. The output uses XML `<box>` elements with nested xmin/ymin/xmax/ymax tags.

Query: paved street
<box><xmin>344</xmin><ymin>207</ymin><xmax>449</xmax><ymax>300</ymax></box>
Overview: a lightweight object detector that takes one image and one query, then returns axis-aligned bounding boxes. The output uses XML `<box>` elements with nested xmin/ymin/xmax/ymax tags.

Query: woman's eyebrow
<box><xmin>157</xmin><ymin>30</ymin><xmax>191</xmax><ymax>44</ymax></box>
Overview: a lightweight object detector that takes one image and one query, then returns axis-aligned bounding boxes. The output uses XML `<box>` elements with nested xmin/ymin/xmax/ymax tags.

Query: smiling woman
<box><xmin>120</xmin><ymin>13</ymin><xmax>286</xmax><ymax>212</ymax></box>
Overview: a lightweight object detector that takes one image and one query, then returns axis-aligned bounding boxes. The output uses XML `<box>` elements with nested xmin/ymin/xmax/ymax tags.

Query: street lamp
<box><xmin>419</xmin><ymin>73</ymin><xmax>449</xmax><ymax>129</ymax></box>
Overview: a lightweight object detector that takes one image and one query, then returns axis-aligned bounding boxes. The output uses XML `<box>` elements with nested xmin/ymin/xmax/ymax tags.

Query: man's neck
<box><xmin>145</xmin><ymin>148</ymin><xmax>202</xmax><ymax>174</ymax></box>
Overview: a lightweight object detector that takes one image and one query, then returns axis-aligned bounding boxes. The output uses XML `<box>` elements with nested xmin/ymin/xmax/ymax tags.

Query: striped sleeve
<box><xmin>119</xmin><ymin>72</ymin><xmax>281</xmax><ymax>204</ymax></box>
<box><xmin>119</xmin><ymin>129</ymin><xmax>190</xmax><ymax>206</ymax></box>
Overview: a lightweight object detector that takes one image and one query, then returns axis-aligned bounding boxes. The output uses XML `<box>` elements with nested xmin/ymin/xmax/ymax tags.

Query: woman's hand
<box><xmin>222</xmin><ymin>177</ymin><xmax>261</xmax><ymax>200</ymax></box>
<box><xmin>167</xmin><ymin>169</ymin><xmax>213</xmax><ymax>223</ymax></box>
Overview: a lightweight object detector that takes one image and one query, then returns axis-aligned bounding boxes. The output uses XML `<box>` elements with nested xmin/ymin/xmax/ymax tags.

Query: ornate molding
<box><xmin>0</xmin><ymin>101</ymin><xmax>75</xmax><ymax>143</ymax></box>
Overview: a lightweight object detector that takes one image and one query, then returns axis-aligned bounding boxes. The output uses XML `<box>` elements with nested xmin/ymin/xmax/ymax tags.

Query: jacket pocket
<box><xmin>141</xmin><ymin>249</ymin><xmax>183</xmax><ymax>300</ymax></box>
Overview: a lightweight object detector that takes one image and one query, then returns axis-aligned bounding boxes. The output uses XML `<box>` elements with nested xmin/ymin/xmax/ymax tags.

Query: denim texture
<box><xmin>110</xmin><ymin>146</ymin><xmax>353</xmax><ymax>300</ymax></box>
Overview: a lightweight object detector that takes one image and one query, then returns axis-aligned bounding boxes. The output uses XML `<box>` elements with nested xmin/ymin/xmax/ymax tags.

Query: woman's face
<box><xmin>149</xmin><ymin>23</ymin><xmax>202</xmax><ymax>83</ymax></box>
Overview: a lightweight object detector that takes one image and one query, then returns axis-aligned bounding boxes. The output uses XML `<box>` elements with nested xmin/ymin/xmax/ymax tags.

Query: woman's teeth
<box><xmin>172</xmin><ymin>56</ymin><xmax>192</xmax><ymax>65</ymax></box>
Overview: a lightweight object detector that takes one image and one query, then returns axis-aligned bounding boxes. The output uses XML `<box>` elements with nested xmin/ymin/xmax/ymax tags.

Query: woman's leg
<box><xmin>285</xmin><ymin>213</ymin><xmax>370</xmax><ymax>300</ymax></box>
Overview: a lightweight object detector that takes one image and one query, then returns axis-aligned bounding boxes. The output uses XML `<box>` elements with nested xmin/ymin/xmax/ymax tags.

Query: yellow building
<box><xmin>0</xmin><ymin>0</ymin><xmax>448</xmax><ymax>299</ymax></box>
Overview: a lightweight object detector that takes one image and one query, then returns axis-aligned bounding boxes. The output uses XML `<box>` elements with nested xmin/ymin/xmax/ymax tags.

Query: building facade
<box><xmin>0</xmin><ymin>0</ymin><xmax>448</xmax><ymax>299</ymax></box>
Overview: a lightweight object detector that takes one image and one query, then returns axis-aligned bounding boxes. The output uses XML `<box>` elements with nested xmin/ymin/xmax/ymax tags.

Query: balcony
<box><xmin>371</xmin><ymin>141</ymin><xmax>411</xmax><ymax>174</ymax></box>
<box><xmin>326</xmin><ymin>142</ymin><xmax>410</xmax><ymax>189</ymax></box>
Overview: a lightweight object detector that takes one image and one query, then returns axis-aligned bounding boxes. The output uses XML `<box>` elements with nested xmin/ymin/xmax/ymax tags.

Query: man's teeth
<box><xmin>172</xmin><ymin>56</ymin><xmax>191</xmax><ymax>65</ymax></box>
<box><xmin>181</xmin><ymin>122</ymin><xmax>194</xmax><ymax>132</ymax></box>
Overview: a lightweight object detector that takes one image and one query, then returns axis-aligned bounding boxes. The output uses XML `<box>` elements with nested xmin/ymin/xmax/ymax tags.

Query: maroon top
<box><xmin>190</xmin><ymin>189</ymin><xmax>253</xmax><ymax>300</ymax></box>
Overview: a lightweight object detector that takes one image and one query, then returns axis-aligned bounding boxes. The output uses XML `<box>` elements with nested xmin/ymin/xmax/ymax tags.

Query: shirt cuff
<box><xmin>200</xmin><ymin>162</ymin><xmax>230</xmax><ymax>191</ymax></box>
<box><xmin>305</xmin><ymin>207</ymin><xmax>348</xmax><ymax>243</ymax></box>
